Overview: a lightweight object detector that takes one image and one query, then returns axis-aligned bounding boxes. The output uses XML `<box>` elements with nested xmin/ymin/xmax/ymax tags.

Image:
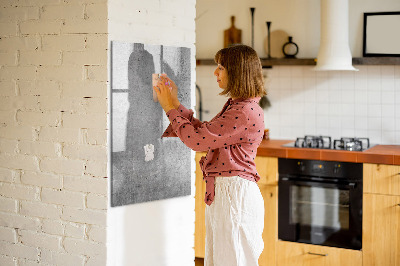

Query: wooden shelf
<box><xmin>260</xmin><ymin>58</ymin><xmax>316</xmax><ymax>67</ymax></box>
<box><xmin>352</xmin><ymin>57</ymin><xmax>400</xmax><ymax>65</ymax></box>
<box><xmin>195</xmin><ymin>58</ymin><xmax>315</xmax><ymax>69</ymax></box>
<box><xmin>196</xmin><ymin>57</ymin><xmax>400</xmax><ymax>67</ymax></box>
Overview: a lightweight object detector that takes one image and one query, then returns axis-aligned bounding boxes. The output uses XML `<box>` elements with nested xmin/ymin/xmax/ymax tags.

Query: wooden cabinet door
<box><xmin>259</xmin><ymin>185</ymin><xmax>278</xmax><ymax>266</ymax></box>
<box><xmin>276</xmin><ymin>241</ymin><xmax>362</xmax><ymax>266</ymax></box>
<box><xmin>255</xmin><ymin>156</ymin><xmax>278</xmax><ymax>186</ymax></box>
<box><xmin>364</xmin><ymin>164</ymin><xmax>400</xmax><ymax>196</ymax></box>
<box><xmin>363</xmin><ymin>193</ymin><xmax>400</xmax><ymax>266</ymax></box>
<box><xmin>195</xmin><ymin>152</ymin><xmax>207</xmax><ymax>258</ymax></box>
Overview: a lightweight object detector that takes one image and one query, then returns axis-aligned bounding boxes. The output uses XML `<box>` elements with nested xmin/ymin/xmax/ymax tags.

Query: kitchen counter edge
<box><xmin>196</xmin><ymin>139</ymin><xmax>400</xmax><ymax>165</ymax></box>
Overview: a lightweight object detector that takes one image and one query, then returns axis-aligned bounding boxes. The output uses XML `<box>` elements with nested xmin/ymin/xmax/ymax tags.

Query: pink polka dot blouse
<box><xmin>161</xmin><ymin>97</ymin><xmax>265</xmax><ymax>205</ymax></box>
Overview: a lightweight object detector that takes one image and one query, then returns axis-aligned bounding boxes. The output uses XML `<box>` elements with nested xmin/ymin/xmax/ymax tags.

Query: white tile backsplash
<box><xmin>355</xmin><ymin>117</ymin><xmax>368</xmax><ymax>130</ymax></box>
<box><xmin>341</xmin><ymin>89</ymin><xmax>355</xmax><ymax>104</ymax></box>
<box><xmin>367</xmin><ymin>91</ymin><xmax>381</xmax><ymax>105</ymax></box>
<box><xmin>196</xmin><ymin>65</ymin><xmax>400</xmax><ymax>144</ymax></box>
<box><xmin>368</xmin><ymin>117</ymin><xmax>381</xmax><ymax>131</ymax></box>
<box><xmin>382</xmin><ymin>78</ymin><xmax>395</xmax><ymax>91</ymax></box>
<box><xmin>381</xmin><ymin>66</ymin><xmax>395</xmax><ymax>77</ymax></box>
<box><xmin>329</xmin><ymin>88</ymin><xmax>342</xmax><ymax>103</ymax></box>
<box><xmin>341</xmin><ymin>104</ymin><xmax>355</xmax><ymax>116</ymax></box>
<box><xmin>383</xmin><ymin>131</ymin><xmax>396</xmax><ymax>144</ymax></box>
<box><xmin>396</xmin><ymin>88</ymin><xmax>400</xmax><ymax>104</ymax></box>
<box><xmin>355</xmin><ymin>104</ymin><xmax>368</xmax><ymax>117</ymax></box>
<box><xmin>382</xmin><ymin>117</ymin><xmax>396</xmax><ymax>131</ymax></box>
<box><xmin>395</xmin><ymin>118</ymin><xmax>400</xmax><ymax>131</ymax></box>
<box><xmin>316</xmin><ymin>116</ymin><xmax>330</xmax><ymax>129</ymax></box>
<box><xmin>342</xmin><ymin>128</ymin><xmax>355</xmax><ymax>137</ymax></box>
<box><xmin>395</xmin><ymin>66</ymin><xmax>400</xmax><ymax>78</ymax></box>
<box><xmin>367</xmin><ymin>104</ymin><xmax>382</xmax><ymax>118</ymax></box>
<box><xmin>316</xmin><ymin>103</ymin><xmax>329</xmax><ymax>116</ymax></box>
<box><xmin>304</xmin><ymin>102</ymin><xmax>316</xmax><ymax>115</ymax></box>
<box><xmin>367</xmin><ymin>77</ymin><xmax>381</xmax><ymax>91</ymax></box>
<box><xmin>342</xmin><ymin>116</ymin><xmax>355</xmax><ymax>129</ymax></box>
<box><xmin>316</xmin><ymin>89</ymin><xmax>329</xmax><ymax>103</ymax></box>
<box><xmin>382</xmin><ymin>105</ymin><xmax>395</xmax><ymax>118</ymax></box>
<box><xmin>382</xmin><ymin>90</ymin><xmax>395</xmax><ymax>104</ymax></box>
<box><xmin>368</xmin><ymin>130</ymin><xmax>382</xmax><ymax>143</ymax></box>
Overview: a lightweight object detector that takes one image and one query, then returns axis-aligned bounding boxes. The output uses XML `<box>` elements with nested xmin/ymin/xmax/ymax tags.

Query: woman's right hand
<box><xmin>160</xmin><ymin>74</ymin><xmax>180</xmax><ymax>108</ymax></box>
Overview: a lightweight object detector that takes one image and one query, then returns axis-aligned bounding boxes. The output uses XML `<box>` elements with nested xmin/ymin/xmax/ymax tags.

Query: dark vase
<box><xmin>282</xmin><ymin>36</ymin><xmax>299</xmax><ymax>58</ymax></box>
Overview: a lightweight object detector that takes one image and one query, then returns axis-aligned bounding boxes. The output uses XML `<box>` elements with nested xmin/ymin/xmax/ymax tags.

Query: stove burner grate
<box><xmin>295</xmin><ymin>135</ymin><xmax>332</xmax><ymax>149</ymax></box>
<box><xmin>333</xmin><ymin>137</ymin><xmax>370</xmax><ymax>151</ymax></box>
<box><xmin>289</xmin><ymin>136</ymin><xmax>371</xmax><ymax>151</ymax></box>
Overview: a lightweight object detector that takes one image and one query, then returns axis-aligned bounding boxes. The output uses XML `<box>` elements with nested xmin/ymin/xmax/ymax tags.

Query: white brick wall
<box><xmin>0</xmin><ymin>0</ymin><xmax>108</xmax><ymax>265</ymax></box>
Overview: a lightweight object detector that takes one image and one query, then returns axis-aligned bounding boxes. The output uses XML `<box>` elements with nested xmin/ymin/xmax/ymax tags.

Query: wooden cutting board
<box><xmin>224</xmin><ymin>16</ymin><xmax>242</xmax><ymax>48</ymax></box>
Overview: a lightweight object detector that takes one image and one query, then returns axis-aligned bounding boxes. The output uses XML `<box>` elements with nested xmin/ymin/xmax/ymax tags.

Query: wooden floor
<box><xmin>195</xmin><ymin>257</ymin><xmax>204</xmax><ymax>266</ymax></box>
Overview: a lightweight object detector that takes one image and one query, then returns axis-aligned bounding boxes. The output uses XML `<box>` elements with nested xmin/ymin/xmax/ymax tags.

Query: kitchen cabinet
<box><xmin>256</xmin><ymin>156</ymin><xmax>278</xmax><ymax>266</ymax></box>
<box><xmin>259</xmin><ymin>184</ymin><xmax>278</xmax><ymax>266</ymax></box>
<box><xmin>195</xmin><ymin>151</ymin><xmax>207</xmax><ymax>258</ymax></box>
<box><xmin>194</xmin><ymin>154</ymin><xmax>279</xmax><ymax>266</ymax></box>
<box><xmin>255</xmin><ymin>156</ymin><xmax>278</xmax><ymax>186</ymax></box>
<box><xmin>363</xmin><ymin>163</ymin><xmax>400</xmax><ymax>266</ymax></box>
<box><xmin>195</xmin><ymin>155</ymin><xmax>400</xmax><ymax>265</ymax></box>
<box><xmin>363</xmin><ymin>163</ymin><xmax>400</xmax><ymax>196</ymax></box>
<box><xmin>276</xmin><ymin>241</ymin><xmax>362</xmax><ymax>266</ymax></box>
<box><xmin>363</xmin><ymin>193</ymin><xmax>400</xmax><ymax>266</ymax></box>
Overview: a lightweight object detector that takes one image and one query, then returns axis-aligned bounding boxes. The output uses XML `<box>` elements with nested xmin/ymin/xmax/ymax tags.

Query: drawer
<box><xmin>276</xmin><ymin>241</ymin><xmax>362</xmax><ymax>266</ymax></box>
<box><xmin>364</xmin><ymin>164</ymin><xmax>400</xmax><ymax>196</ymax></box>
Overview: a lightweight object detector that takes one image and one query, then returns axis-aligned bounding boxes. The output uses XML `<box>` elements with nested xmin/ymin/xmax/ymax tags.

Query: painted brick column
<box><xmin>0</xmin><ymin>0</ymin><xmax>108</xmax><ymax>265</ymax></box>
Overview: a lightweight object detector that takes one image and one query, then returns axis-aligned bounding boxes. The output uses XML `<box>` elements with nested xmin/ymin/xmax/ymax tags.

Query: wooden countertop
<box><xmin>256</xmin><ymin>139</ymin><xmax>400</xmax><ymax>165</ymax></box>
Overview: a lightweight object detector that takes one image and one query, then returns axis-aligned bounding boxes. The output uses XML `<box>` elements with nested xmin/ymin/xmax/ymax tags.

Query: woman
<box><xmin>154</xmin><ymin>44</ymin><xmax>267</xmax><ymax>266</ymax></box>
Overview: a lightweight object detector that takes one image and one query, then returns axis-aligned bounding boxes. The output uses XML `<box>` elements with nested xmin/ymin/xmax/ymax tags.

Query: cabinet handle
<box><xmin>397</xmin><ymin>204</ymin><xmax>400</xmax><ymax>207</ymax></box>
<box><xmin>307</xmin><ymin>252</ymin><xmax>328</xmax><ymax>256</ymax></box>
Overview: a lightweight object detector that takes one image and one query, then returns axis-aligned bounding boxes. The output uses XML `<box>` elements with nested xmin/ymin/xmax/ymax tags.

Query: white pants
<box><xmin>205</xmin><ymin>176</ymin><xmax>265</xmax><ymax>266</ymax></box>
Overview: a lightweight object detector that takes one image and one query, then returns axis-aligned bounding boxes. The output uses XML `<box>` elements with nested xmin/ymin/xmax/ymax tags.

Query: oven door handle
<box><xmin>280</xmin><ymin>177</ymin><xmax>357</xmax><ymax>189</ymax></box>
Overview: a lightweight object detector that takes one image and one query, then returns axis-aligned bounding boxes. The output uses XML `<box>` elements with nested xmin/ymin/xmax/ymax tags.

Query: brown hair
<box><xmin>214</xmin><ymin>44</ymin><xmax>267</xmax><ymax>99</ymax></box>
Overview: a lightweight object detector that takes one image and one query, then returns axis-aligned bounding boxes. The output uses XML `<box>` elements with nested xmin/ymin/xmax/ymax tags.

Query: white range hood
<box><xmin>314</xmin><ymin>0</ymin><xmax>358</xmax><ymax>71</ymax></box>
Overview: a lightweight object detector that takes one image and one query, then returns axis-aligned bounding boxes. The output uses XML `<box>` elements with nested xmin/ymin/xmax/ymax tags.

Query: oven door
<box><xmin>278</xmin><ymin>176</ymin><xmax>362</xmax><ymax>250</ymax></box>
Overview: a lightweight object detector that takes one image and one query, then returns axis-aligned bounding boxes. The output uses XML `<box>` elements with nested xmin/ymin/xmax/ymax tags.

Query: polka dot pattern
<box><xmin>161</xmin><ymin>97</ymin><xmax>264</xmax><ymax>205</ymax></box>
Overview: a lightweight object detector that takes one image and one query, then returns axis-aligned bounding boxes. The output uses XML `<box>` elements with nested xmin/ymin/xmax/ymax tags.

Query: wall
<box><xmin>107</xmin><ymin>0</ymin><xmax>196</xmax><ymax>266</ymax></box>
<box><xmin>266</xmin><ymin>65</ymin><xmax>400</xmax><ymax>144</ymax></box>
<box><xmin>197</xmin><ymin>65</ymin><xmax>400</xmax><ymax>145</ymax></box>
<box><xmin>196</xmin><ymin>0</ymin><xmax>400</xmax><ymax>145</ymax></box>
<box><xmin>0</xmin><ymin>0</ymin><xmax>108</xmax><ymax>265</ymax></box>
<box><xmin>197</xmin><ymin>0</ymin><xmax>400</xmax><ymax>58</ymax></box>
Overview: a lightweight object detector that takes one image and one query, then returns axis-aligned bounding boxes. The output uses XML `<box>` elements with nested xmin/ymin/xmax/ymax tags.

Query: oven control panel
<box><xmin>280</xmin><ymin>158</ymin><xmax>362</xmax><ymax>180</ymax></box>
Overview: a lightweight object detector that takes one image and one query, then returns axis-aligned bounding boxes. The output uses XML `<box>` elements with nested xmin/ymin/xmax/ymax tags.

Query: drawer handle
<box><xmin>307</xmin><ymin>252</ymin><xmax>328</xmax><ymax>256</ymax></box>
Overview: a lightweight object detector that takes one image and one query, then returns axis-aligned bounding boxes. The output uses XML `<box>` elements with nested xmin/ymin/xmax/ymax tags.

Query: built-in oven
<box><xmin>278</xmin><ymin>158</ymin><xmax>363</xmax><ymax>250</ymax></box>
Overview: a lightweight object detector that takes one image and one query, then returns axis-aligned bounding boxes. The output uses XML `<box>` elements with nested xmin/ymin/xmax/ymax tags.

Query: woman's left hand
<box><xmin>153</xmin><ymin>79</ymin><xmax>175</xmax><ymax>113</ymax></box>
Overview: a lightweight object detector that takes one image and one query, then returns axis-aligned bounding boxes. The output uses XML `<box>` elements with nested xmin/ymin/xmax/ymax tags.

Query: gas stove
<box><xmin>283</xmin><ymin>135</ymin><xmax>373</xmax><ymax>151</ymax></box>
